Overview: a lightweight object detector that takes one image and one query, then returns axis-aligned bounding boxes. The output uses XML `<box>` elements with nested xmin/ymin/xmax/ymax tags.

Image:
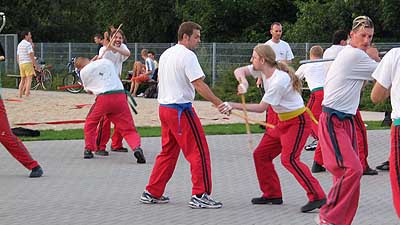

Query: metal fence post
<box><xmin>40</xmin><ymin>43</ymin><xmax>43</xmax><ymax>59</ymax></box>
<box><xmin>212</xmin><ymin>42</ymin><xmax>216</xmax><ymax>87</ymax></box>
<box><xmin>4</xmin><ymin>35</ymin><xmax>7</xmax><ymax>73</ymax></box>
<box><xmin>68</xmin><ymin>43</ymin><xmax>72</xmax><ymax>61</ymax></box>
<box><xmin>134</xmin><ymin>43</ymin><xmax>138</xmax><ymax>61</ymax></box>
<box><xmin>305</xmin><ymin>42</ymin><xmax>309</xmax><ymax>60</ymax></box>
<box><xmin>13</xmin><ymin>34</ymin><xmax>17</xmax><ymax>73</ymax></box>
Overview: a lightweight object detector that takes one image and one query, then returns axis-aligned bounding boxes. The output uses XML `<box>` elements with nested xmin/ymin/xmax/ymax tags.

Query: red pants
<box><xmin>254</xmin><ymin>112</ymin><xmax>325</xmax><ymax>201</ymax></box>
<box><xmin>307</xmin><ymin>90</ymin><xmax>323</xmax><ymax>139</ymax></box>
<box><xmin>266</xmin><ymin>106</ymin><xmax>279</xmax><ymax>126</ymax></box>
<box><xmin>0</xmin><ymin>99</ymin><xmax>38</xmax><ymax>170</ymax></box>
<box><xmin>314</xmin><ymin>108</ymin><xmax>370</xmax><ymax>171</ymax></box>
<box><xmin>146</xmin><ymin>105</ymin><xmax>212</xmax><ymax>198</ymax></box>
<box><xmin>354</xmin><ymin>109</ymin><xmax>370</xmax><ymax>171</ymax></box>
<box><xmin>95</xmin><ymin>116</ymin><xmax>124</xmax><ymax>150</ymax></box>
<box><xmin>390</xmin><ymin>125</ymin><xmax>400</xmax><ymax>218</ymax></box>
<box><xmin>84</xmin><ymin>93</ymin><xmax>140</xmax><ymax>151</ymax></box>
<box><xmin>318</xmin><ymin>111</ymin><xmax>363</xmax><ymax>225</ymax></box>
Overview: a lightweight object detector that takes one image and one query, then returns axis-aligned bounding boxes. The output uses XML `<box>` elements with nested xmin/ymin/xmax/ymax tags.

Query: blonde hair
<box><xmin>310</xmin><ymin>45</ymin><xmax>323</xmax><ymax>58</ymax></box>
<box><xmin>253</xmin><ymin>44</ymin><xmax>302</xmax><ymax>93</ymax></box>
<box><xmin>133</xmin><ymin>61</ymin><xmax>144</xmax><ymax>76</ymax></box>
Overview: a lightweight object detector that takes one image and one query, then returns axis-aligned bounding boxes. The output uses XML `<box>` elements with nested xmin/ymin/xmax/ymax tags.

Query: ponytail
<box><xmin>276</xmin><ymin>61</ymin><xmax>302</xmax><ymax>93</ymax></box>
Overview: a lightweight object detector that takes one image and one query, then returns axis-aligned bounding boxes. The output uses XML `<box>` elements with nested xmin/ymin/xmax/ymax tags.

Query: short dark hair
<box><xmin>332</xmin><ymin>30</ymin><xmax>348</xmax><ymax>45</ymax></box>
<box><xmin>178</xmin><ymin>21</ymin><xmax>201</xmax><ymax>41</ymax></box>
<box><xmin>270</xmin><ymin>22</ymin><xmax>282</xmax><ymax>30</ymax></box>
<box><xmin>20</xmin><ymin>31</ymin><xmax>30</xmax><ymax>40</ymax></box>
<box><xmin>94</xmin><ymin>33</ymin><xmax>103</xmax><ymax>39</ymax></box>
<box><xmin>148</xmin><ymin>50</ymin><xmax>156</xmax><ymax>56</ymax></box>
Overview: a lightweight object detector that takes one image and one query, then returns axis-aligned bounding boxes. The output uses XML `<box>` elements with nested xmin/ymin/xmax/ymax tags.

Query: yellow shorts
<box><xmin>19</xmin><ymin>63</ymin><xmax>35</xmax><ymax>77</ymax></box>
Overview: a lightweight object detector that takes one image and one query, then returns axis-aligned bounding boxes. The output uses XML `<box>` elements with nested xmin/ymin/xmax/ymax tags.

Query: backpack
<box><xmin>11</xmin><ymin>127</ymin><xmax>41</xmax><ymax>137</ymax></box>
<box><xmin>144</xmin><ymin>84</ymin><xmax>158</xmax><ymax>98</ymax></box>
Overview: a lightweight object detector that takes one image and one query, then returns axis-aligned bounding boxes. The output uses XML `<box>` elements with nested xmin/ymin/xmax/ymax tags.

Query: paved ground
<box><xmin>0</xmin><ymin>131</ymin><xmax>398</xmax><ymax>225</ymax></box>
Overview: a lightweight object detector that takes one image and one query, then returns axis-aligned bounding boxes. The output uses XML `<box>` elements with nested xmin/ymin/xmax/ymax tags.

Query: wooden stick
<box><xmin>241</xmin><ymin>95</ymin><xmax>253</xmax><ymax>150</ymax></box>
<box><xmin>98</xmin><ymin>23</ymin><xmax>123</xmax><ymax>59</ymax></box>
<box><xmin>57</xmin><ymin>84</ymin><xmax>82</xmax><ymax>90</ymax></box>
<box><xmin>230</xmin><ymin>111</ymin><xmax>275</xmax><ymax>129</ymax></box>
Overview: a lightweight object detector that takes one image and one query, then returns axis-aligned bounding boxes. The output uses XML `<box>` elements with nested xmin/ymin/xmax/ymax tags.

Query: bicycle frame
<box><xmin>0</xmin><ymin>12</ymin><xmax>5</xmax><ymax>33</ymax></box>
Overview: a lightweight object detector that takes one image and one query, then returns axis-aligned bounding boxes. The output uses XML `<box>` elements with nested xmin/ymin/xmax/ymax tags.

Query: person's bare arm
<box><xmin>229</xmin><ymin>101</ymin><xmax>269</xmax><ymax>113</ymax></box>
<box><xmin>371</xmin><ymin>81</ymin><xmax>390</xmax><ymax>103</ymax></box>
<box><xmin>192</xmin><ymin>78</ymin><xmax>223</xmax><ymax>107</ymax></box>
<box><xmin>29</xmin><ymin>52</ymin><xmax>39</xmax><ymax>71</ymax></box>
<box><xmin>108</xmin><ymin>45</ymin><xmax>130</xmax><ymax>57</ymax></box>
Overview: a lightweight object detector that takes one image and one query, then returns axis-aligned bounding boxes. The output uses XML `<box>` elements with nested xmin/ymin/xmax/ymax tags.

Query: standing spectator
<box><xmin>17</xmin><ymin>31</ymin><xmax>39</xmax><ymax>98</ymax></box>
<box><xmin>371</xmin><ymin>47</ymin><xmax>400</xmax><ymax>218</ymax></box>
<box><xmin>93</xmin><ymin>33</ymin><xmax>104</xmax><ymax>54</ymax></box>
<box><xmin>140</xmin><ymin>21</ymin><xmax>228</xmax><ymax>209</ymax></box>
<box><xmin>316</xmin><ymin>16</ymin><xmax>378</xmax><ymax>225</ymax></box>
<box><xmin>96</xmin><ymin>29</ymin><xmax>130</xmax><ymax>155</ymax></box>
<box><xmin>74</xmin><ymin>57</ymin><xmax>145</xmax><ymax>163</ymax></box>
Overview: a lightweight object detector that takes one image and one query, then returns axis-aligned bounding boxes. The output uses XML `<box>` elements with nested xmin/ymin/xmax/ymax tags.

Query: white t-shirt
<box><xmin>372</xmin><ymin>48</ymin><xmax>400</xmax><ymax>120</ymax></box>
<box><xmin>322</xmin><ymin>45</ymin><xmax>378</xmax><ymax>115</ymax></box>
<box><xmin>17</xmin><ymin>40</ymin><xmax>34</xmax><ymax>64</ymax></box>
<box><xmin>265</xmin><ymin>39</ymin><xmax>294</xmax><ymax>62</ymax></box>
<box><xmin>79</xmin><ymin>59</ymin><xmax>124</xmax><ymax>95</ymax></box>
<box><xmin>323</xmin><ymin>44</ymin><xmax>345</xmax><ymax>71</ymax></box>
<box><xmin>295</xmin><ymin>62</ymin><xmax>327</xmax><ymax>90</ymax></box>
<box><xmin>99</xmin><ymin>43</ymin><xmax>130</xmax><ymax>76</ymax></box>
<box><xmin>157</xmin><ymin>44</ymin><xmax>205</xmax><ymax>104</ymax></box>
<box><xmin>247</xmin><ymin>65</ymin><xmax>304</xmax><ymax>113</ymax></box>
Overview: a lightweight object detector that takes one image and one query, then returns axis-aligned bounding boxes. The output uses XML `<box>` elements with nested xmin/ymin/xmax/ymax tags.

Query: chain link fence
<box><xmin>0</xmin><ymin>34</ymin><xmax>399</xmax><ymax>87</ymax></box>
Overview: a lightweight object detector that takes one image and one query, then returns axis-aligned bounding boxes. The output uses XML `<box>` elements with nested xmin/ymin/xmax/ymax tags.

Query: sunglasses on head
<box><xmin>352</xmin><ymin>16</ymin><xmax>374</xmax><ymax>30</ymax></box>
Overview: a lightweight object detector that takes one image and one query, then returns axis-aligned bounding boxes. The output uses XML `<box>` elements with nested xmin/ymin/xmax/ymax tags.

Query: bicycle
<box><xmin>62</xmin><ymin>57</ymin><xmax>84</xmax><ymax>93</ymax></box>
<box><xmin>31</xmin><ymin>57</ymin><xmax>53</xmax><ymax>90</ymax></box>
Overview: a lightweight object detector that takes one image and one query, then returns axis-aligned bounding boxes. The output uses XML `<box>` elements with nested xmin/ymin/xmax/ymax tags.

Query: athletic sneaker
<box><xmin>134</xmin><ymin>147</ymin><xmax>146</xmax><ymax>164</ymax></box>
<box><xmin>305</xmin><ymin>140</ymin><xmax>318</xmax><ymax>151</ymax></box>
<box><xmin>111</xmin><ymin>147</ymin><xmax>129</xmax><ymax>152</ymax></box>
<box><xmin>188</xmin><ymin>193</ymin><xmax>223</xmax><ymax>209</ymax></box>
<box><xmin>376</xmin><ymin>160</ymin><xmax>389</xmax><ymax>171</ymax></box>
<box><xmin>84</xmin><ymin>150</ymin><xmax>94</xmax><ymax>159</ymax></box>
<box><xmin>29</xmin><ymin>165</ymin><xmax>43</xmax><ymax>178</ymax></box>
<box><xmin>363</xmin><ymin>166</ymin><xmax>378</xmax><ymax>176</ymax></box>
<box><xmin>95</xmin><ymin>150</ymin><xmax>109</xmax><ymax>156</ymax></box>
<box><xmin>140</xmin><ymin>190</ymin><xmax>169</xmax><ymax>204</ymax></box>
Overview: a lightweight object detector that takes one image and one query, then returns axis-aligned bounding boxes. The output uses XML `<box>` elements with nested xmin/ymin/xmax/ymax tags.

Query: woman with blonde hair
<box><xmin>130</xmin><ymin>61</ymin><xmax>145</xmax><ymax>94</ymax></box>
<box><xmin>222</xmin><ymin>44</ymin><xmax>326</xmax><ymax>212</ymax></box>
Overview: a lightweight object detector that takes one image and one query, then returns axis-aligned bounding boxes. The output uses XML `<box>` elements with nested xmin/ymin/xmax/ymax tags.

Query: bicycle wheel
<box><xmin>41</xmin><ymin>69</ymin><xmax>53</xmax><ymax>90</ymax></box>
<box><xmin>63</xmin><ymin>72</ymin><xmax>83</xmax><ymax>93</ymax></box>
<box><xmin>31</xmin><ymin>74</ymin><xmax>40</xmax><ymax>90</ymax></box>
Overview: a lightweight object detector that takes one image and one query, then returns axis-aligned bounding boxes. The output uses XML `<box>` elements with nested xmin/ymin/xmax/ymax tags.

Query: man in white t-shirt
<box><xmin>140</xmin><ymin>21</ymin><xmax>229</xmax><ymax>209</ymax></box>
<box><xmin>74</xmin><ymin>57</ymin><xmax>145</xmax><ymax>164</ymax></box>
<box><xmin>323</xmin><ymin>29</ymin><xmax>348</xmax><ymax>69</ymax></box>
<box><xmin>316</xmin><ymin>16</ymin><xmax>378</xmax><ymax>225</ymax></box>
<box><xmin>371</xmin><ymin>48</ymin><xmax>400</xmax><ymax>218</ymax></box>
<box><xmin>96</xmin><ymin>30</ymin><xmax>131</xmax><ymax>156</ymax></box>
<box><xmin>17</xmin><ymin>31</ymin><xmax>39</xmax><ymax>98</ymax></box>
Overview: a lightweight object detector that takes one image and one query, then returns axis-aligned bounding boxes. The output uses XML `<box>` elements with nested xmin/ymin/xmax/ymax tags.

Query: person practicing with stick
<box><xmin>140</xmin><ymin>21</ymin><xmax>229</xmax><ymax>209</ymax></box>
<box><xmin>0</xmin><ymin>95</ymin><xmax>43</xmax><ymax>177</ymax></box>
<box><xmin>315</xmin><ymin>16</ymin><xmax>378</xmax><ymax>225</ymax></box>
<box><xmin>295</xmin><ymin>45</ymin><xmax>327</xmax><ymax>163</ymax></box>
<box><xmin>95</xmin><ymin>28</ymin><xmax>131</xmax><ymax>156</ymax></box>
<box><xmin>74</xmin><ymin>57</ymin><xmax>145</xmax><ymax>163</ymax></box>
<box><xmin>371</xmin><ymin>47</ymin><xmax>400</xmax><ymax>219</ymax></box>
<box><xmin>228</xmin><ymin>44</ymin><xmax>326</xmax><ymax>212</ymax></box>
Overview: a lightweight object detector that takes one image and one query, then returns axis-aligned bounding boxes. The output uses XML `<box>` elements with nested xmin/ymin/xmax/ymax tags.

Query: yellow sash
<box><xmin>278</xmin><ymin>107</ymin><xmax>318</xmax><ymax>125</ymax></box>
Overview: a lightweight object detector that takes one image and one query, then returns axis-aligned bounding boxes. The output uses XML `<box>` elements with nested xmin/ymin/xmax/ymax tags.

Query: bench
<box><xmin>6</xmin><ymin>74</ymin><xmax>21</xmax><ymax>88</ymax></box>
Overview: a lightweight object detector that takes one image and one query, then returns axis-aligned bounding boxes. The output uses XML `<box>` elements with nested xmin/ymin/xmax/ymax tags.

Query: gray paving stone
<box><xmin>0</xmin><ymin>130</ymin><xmax>398</xmax><ymax>225</ymax></box>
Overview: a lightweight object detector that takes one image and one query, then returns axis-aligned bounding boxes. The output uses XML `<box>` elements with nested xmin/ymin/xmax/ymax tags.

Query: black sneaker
<box><xmin>134</xmin><ymin>147</ymin><xmax>146</xmax><ymax>164</ymax></box>
<box><xmin>376</xmin><ymin>161</ymin><xmax>389</xmax><ymax>171</ymax></box>
<box><xmin>311</xmin><ymin>161</ymin><xmax>326</xmax><ymax>173</ymax></box>
<box><xmin>29</xmin><ymin>165</ymin><xmax>43</xmax><ymax>178</ymax></box>
<box><xmin>251</xmin><ymin>197</ymin><xmax>283</xmax><ymax>205</ymax></box>
<box><xmin>95</xmin><ymin>150</ymin><xmax>109</xmax><ymax>156</ymax></box>
<box><xmin>305</xmin><ymin>140</ymin><xmax>318</xmax><ymax>151</ymax></box>
<box><xmin>84</xmin><ymin>150</ymin><xmax>94</xmax><ymax>159</ymax></box>
<box><xmin>363</xmin><ymin>167</ymin><xmax>378</xmax><ymax>175</ymax></box>
<box><xmin>188</xmin><ymin>193</ymin><xmax>223</xmax><ymax>209</ymax></box>
<box><xmin>301</xmin><ymin>198</ymin><xmax>326</xmax><ymax>213</ymax></box>
<box><xmin>140</xmin><ymin>190</ymin><xmax>169</xmax><ymax>204</ymax></box>
<box><xmin>111</xmin><ymin>147</ymin><xmax>129</xmax><ymax>152</ymax></box>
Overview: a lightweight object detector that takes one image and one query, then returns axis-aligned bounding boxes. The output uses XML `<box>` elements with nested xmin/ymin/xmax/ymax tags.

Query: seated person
<box><xmin>130</xmin><ymin>61</ymin><xmax>147</xmax><ymax>95</ymax></box>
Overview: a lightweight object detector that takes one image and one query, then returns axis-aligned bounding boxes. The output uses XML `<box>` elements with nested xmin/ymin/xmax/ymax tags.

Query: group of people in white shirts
<box><xmin>3</xmin><ymin>16</ymin><xmax>399</xmax><ymax>225</ymax></box>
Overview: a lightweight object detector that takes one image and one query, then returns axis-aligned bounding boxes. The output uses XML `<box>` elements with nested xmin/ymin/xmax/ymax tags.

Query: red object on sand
<box><xmin>57</xmin><ymin>84</ymin><xmax>83</xmax><ymax>90</ymax></box>
<box><xmin>15</xmin><ymin>119</ymin><xmax>86</xmax><ymax>126</ymax></box>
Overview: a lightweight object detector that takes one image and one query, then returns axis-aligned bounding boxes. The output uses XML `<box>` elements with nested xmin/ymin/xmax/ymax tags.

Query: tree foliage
<box><xmin>1</xmin><ymin>0</ymin><xmax>399</xmax><ymax>43</ymax></box>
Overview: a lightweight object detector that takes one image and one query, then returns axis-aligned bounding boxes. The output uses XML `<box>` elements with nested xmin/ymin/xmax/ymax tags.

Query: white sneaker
<box><xmin>137</xmin><ymin>93</ymin><xmax>144</xmax><ymax>97</ymax></box>
<box><xmin>188</xmin><ymin>193</ymin><xmax>222</xmax><ymax>209</ymax></box>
